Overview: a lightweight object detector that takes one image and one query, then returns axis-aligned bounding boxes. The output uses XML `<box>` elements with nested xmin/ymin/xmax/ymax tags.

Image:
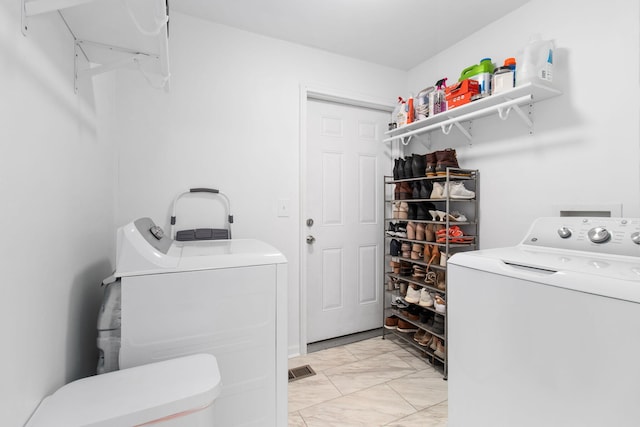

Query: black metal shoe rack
<box><xmin>382</xmin><ymin>168</ymin><xmax>479</xmax><ymax>379</ymax></box>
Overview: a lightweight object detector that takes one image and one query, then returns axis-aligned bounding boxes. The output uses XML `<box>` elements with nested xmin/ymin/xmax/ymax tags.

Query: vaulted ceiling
<box><xmin>171</xmin><ymin>0</ymin><xmax>531</xmax><ymax>70</ymax></box>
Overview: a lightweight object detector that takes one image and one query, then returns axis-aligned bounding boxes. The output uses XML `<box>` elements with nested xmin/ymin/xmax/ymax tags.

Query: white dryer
<box><xmin>100</xmin><ymin>217</ymin><xmax>288</xmax><ymax>427</ymax></box>
<box><xmin>447</xmin><ymin>217</ymin><xmax>640</xmax><ymax>427</ymax></box>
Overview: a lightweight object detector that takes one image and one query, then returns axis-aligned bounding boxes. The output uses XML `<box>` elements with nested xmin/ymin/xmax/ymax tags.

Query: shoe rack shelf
<box><xmin>384</xmin><ymin>308</ymin><xmax>447</xmax><ymax>364</ymax></box>
<box><xmin>382</xmin><ymin>168</ymin><xmax>479</xmax><ymax>379</ymax></box>
<box><xmin>383</xmin><ymin>82</ymin><xmax>561</xmax><ymax>143</ymax></box>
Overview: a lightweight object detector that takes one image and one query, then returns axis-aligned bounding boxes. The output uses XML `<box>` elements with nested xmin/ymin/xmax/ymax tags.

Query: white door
<box><xmin>305</xmin><ymin>98</ymin><xmax>390</xmax><ymax>343</ymax></box>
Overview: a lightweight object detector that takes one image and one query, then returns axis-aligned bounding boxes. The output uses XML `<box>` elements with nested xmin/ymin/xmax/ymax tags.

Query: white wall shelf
<box><xmin>383</xmin><ymin>82</ymin><xmax>561</xmax><ymax>143</ymax></box>
<box><xmin>22</xmin><ymin>0</ymin><xmax>170</xmax><ymax>93</ymax></box>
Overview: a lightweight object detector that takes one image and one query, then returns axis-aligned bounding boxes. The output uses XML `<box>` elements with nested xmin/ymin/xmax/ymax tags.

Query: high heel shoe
<box><xmin>447</xmin><ymin>211</ymin><xmax>468</xmax><ymax>222</ymax></box>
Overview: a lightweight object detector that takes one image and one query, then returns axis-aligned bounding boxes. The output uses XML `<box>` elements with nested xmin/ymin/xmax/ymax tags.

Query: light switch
<box><xmin>277</xmin><ymin>199</ymin><xmax>290</xmax><ymax>217</ymax></box>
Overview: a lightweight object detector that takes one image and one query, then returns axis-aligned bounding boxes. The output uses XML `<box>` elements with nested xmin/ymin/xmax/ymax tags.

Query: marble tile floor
<box><xmin>288</xmin><ymin>335</ymin><xmax>448</xmax><ymax>427</ymax></box>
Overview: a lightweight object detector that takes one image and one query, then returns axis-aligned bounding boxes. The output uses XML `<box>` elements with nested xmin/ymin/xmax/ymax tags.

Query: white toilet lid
<box><xmin>26</xmin><ymin>353</ymin><xmax>222</xmax><ymax>427</ymax></box>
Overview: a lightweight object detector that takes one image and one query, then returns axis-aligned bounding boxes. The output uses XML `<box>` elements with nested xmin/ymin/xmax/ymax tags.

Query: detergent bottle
<box><xmin>517</xmin><ymin>34</ymin><xmax>554</xmax><ymax>86</ymax></box>
<box><xmin>459</xmin><ymin>58</ymin><xmax>494</xmax><ymax>95</ymax></box>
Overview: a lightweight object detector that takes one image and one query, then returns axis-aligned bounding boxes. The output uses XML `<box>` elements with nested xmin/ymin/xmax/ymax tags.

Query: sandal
<box><xmin>424</xmin><ymin>271</ymin><xmax>437</xmax><ymax>287</ymax></box>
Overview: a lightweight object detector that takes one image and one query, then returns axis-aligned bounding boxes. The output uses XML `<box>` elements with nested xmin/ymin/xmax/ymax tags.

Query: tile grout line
<box><xmin>290</xmin><ymin>337</ymin><xmax>447</xmax><ymax>426</ymax></box>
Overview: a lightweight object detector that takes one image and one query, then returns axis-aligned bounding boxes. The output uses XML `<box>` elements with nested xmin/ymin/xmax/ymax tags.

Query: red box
<box><xmin>445</xmin><ymin>79</ymin><xmax>480</xmax><ymax>109</ymax></box>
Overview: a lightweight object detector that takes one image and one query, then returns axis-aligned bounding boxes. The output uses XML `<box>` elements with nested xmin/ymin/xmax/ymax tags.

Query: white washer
<box><xmin>448</xmin><ymin>217</ymin><xmax>640</xmax><ymax>427</ymax></box>
<box><xmin>103</xmin><ymin>217</ymin><xmax>288</xmax><ymax>427</ymax></box>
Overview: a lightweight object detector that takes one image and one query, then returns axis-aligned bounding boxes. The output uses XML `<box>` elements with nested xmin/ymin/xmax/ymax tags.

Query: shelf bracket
<box><xmin>441</xmin><ymin>123</ymin><xmax>454</xmax><ymax>135</ymax></box>
<box><xmin>511</xmin><ymin>103</ymin><xmax>533</xmax><ymax>128</ymax></box>
<box><xmin>74</xmin><ymin>39</ymin><xmax>161</xmax><ymax>93</ymax></box>
<box><xmin>417</xmin><ymin>133</ymin><xmax>431</xmax><ymax>150</ymax></box>
<box><xmin>497</xmin><ymin>99</ymin><xmax>533</xmax><ymax>129</ymax></box>
<box><xmin>400</xmin><ymin>135</ymin><xmax>413</xmax><ymax>146</ymax></box>
<box><xmin>440</xmin><ymin>121</ymin><xmax>472</xmax><ymax>141</ymax></box>
<box><xmin>453</xmin><ymin>121</ymin><xmax>472</xmax><ymax>140</ymax></box>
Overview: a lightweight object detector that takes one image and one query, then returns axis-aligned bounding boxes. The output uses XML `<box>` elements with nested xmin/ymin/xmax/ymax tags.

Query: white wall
<box><xmin>111</xmin><ymin>12</ymin><xmax>406</xmax><ymax>357</ymax></box>
<box><xmin>0</xmin><ymin>3</ymin><xmax>116</xmax><ymax>425</ymax></box>
<box><xmin>406</xmin><ymin>0</ymin><xmax>640</xmax><ymax>248</ymax></box>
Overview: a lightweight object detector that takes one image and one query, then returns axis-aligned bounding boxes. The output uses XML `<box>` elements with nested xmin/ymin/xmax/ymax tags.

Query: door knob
<box><xmin>306</xmin><ymin>235</ymin><xmax>316</xmax><ymax>244</ymax></box>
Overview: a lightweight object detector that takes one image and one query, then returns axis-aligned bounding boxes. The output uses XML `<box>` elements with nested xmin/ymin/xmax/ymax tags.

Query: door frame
<box><xmin>298</xmin><ymin>83</ymin><xmax>395</xmax><ymax>355</ymax></box>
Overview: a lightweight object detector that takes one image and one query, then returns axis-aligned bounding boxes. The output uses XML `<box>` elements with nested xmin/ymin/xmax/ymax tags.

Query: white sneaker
<box><xmin>405</xmin><ymin>285</ymin><xmax>421</xmax><ymax>304</ymax></box>
<box><xmin>430</xmin><ymin>182</ymin><xmax>444</xmax><ymax>199</ymax></box>
<box><xmin>418</xmin><ymin>289</ymin><xmax>434</xmax><ymax>307</ymax></box>
<box><xmin>443</xmin><ymin>181</ymin><xmax>475</xmax><ymax>199</ymax></box>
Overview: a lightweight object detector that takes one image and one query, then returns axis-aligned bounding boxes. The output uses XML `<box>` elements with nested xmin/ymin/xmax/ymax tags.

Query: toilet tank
<box><xmin>25</xmin><ymin>354</ymin><xmax>221</xmax><ymax>427</ymax></box>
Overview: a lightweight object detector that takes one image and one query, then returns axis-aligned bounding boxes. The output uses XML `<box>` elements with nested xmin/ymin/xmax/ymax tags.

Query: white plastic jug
<box><xmin>517</xmin><ymin>35</ymin><xmax>554</xmax><ymax>86</ymax></box>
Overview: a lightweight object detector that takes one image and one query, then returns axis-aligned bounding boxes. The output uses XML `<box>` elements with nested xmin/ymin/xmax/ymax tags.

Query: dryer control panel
<box><xmin>521</xmin><ymin>217</ymin><xmax>640</xmax><ymax>258</ymax></box>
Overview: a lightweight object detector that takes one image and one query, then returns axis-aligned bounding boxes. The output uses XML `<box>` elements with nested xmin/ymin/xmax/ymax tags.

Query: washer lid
<box><xmin>113</xmin><ymin>218</ymin><xmax>287</xmax><ymax>277</ymax></box>
<box><xmin>26</xmin><ymin>354</ymin><xmax>221</xmax><ymax>427</ymax></box>
<box><xmin>449</xmin><ymin>246</ymin><xmax>640</xmax><ymax>304</ymax></box>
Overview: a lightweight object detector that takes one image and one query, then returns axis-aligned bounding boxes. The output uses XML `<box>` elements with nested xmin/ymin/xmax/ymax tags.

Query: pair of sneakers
<box><xmin>406</xmin><ymin>285</ymin><xmax>435</xmax><ymax>308</ymax></box>
<box><xmin>430</xmin><ymin>181</ymin><xmax>475</xmax><ymax>199</ymax></box>
<box><xmin>387</xmin><ymin>222</ymin><xmax>407</xmax><ymax>237</ymax></box>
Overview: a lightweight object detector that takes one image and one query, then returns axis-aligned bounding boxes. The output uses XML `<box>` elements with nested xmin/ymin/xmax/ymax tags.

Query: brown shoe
<box><xmin>430</xmin><ymin>336</ymin><xmax>439</xmax><ymax>351</ymax></box>
<box><xmin>425</xmin><ymin>152</ymin><xmax>437</xmax><ymax>177</ymax></box>
<box><xmin>436</xmin><ymin>271</ymin><xmax>446</xmax><ymax>291</ymax></box>
<box><xmin>435</xmin><ymin>148</ymin><xmax>459</xmax><ymax>176</ymax></box>
<box><xmin>427</xmin><ymin>245</ymin><xmax>440</xmax><ymax>267</ymax></box>
<box><xmin>434</xmin><ymin>340</ymin><xmax>446</xmax><ymax>359</ymax></box>
<box><xmin>422</xmin><ymin>244</ymin><xmax>432</xmax><ymax>263</ymax></box>
<box><xmin>397</xmin><ymin>319</ymin><xmax>419</xmax><ymax>333</ymax></box>
<box><xmin>425</xmin><ymin>224</ymin><xmax>436</xmax><ymax>242</ymax></box>
<box><xmin>384</xmin><ymin>316</ymin><xmax>399</xmax><ymax>329</ymax></box>
<box><xmin>407</xmin><ymin>222</ymin><xmax>416</xmax><ymax>240</ymax></box>
<box><xmin>416</xmin><ymin>223</ymin><xmax>425</xmax><ymax>241</ymax></box>
<box><xmin>398</xmin><ymin>182</ymin><xmax>413</xmax><ymax>199</ymax></box>
<box><xmin>418</xmin><ymin>331</ymin><xmax>433</xmax><ymax>347</ymax></box>
<box><xmin>435</xmin><ymin>148</ymin><xmax>470</xmax><ymax>176</ymax></box>
<box><xmin>413</xmin><ymin>328</ymin><xmax>426</xmax><ymax>342</ymax></box>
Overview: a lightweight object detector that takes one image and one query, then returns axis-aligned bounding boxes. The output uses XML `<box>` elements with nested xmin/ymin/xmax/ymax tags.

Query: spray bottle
<box><xmin>429</xmin><ymin>78</ymin><xmax>448</xmax><ymax>115</ymax></box>
<box><xmin>395</xmin><ymin>98</ymin><xmax>407</xmax><ymax>127</ymax></box>
<box><xmin>390</xmin><ymin>97</ymin><xmax>404</xmax><ymax>129</ymax></box>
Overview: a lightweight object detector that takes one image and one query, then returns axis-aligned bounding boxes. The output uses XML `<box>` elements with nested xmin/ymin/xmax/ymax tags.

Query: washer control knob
<box><xmin>557</xmin><ymin>226</ymin><xmax>572</xmax><ymax>239</ymax></box>
<box><xmin>588</xmin><ymin>227</ymin><xmax>610</xmax><ymax>243</ymax></box>
<box><xmin>631</xmin><ymin>232</ymin><xmax>640</xmax><ymax>245</ymax></box>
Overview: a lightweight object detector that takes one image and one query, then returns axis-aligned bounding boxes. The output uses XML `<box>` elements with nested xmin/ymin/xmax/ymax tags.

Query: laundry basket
<box><xmin>170</xmin><ymin>187</ymin><xmax>234</xmax><ymax>241</ymax></box>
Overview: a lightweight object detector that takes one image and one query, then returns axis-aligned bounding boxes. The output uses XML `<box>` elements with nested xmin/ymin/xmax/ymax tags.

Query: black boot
<box><xmin>411</xmin><ymin>154</ymin><xmax>426</xmax><ymax>178</ymax></box>
<box><xmin>397</xmin><ymin>158</ymin><xmax>406</xmax><ymax>179</ymax></box>
<box><xmin>403</xmin><ymin>156</ymin><xmax>413</xmax><ymax>178</ymax></box>
<box><xmin>420</xmin><ymin>181</ymin><xmax>433</xmax><ymax>199</ymax></box>
<box><xmin>408</xmin><ymin>203</ymin><xmax>417</xmax><ymax>220</ymax></box>
<box><xmin>412</xmin><ymin>182</ymin><xmax>421</xmax><ymax>199</ymax></box>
